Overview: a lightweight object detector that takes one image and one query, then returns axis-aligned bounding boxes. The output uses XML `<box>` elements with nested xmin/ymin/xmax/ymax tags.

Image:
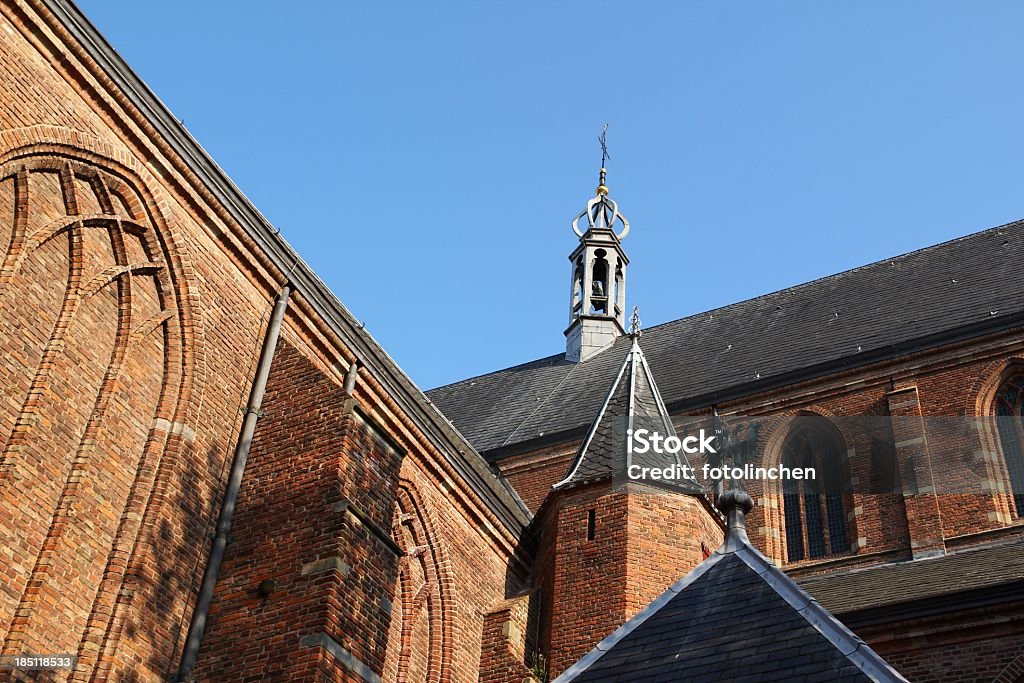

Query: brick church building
<box><xmin>1</xmin><ymin>1</ymin><xmax>1023</xmax><ymax>681</ymax></box>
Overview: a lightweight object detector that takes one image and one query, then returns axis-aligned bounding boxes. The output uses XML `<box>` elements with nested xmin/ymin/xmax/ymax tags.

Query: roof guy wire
<box><xmin>500</xmin><ymin>362</ymin><xmax>582</xmax><ymax>447</ymax></box>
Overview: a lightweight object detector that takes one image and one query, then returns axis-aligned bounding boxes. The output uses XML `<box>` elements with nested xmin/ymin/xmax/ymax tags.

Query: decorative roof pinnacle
<box><xmin>717</xmin><ymin>487</ymin><xmax>754</xmax><ymax>552</ymax></box>
<box><xmin>629</xmin><ymin>306</ymin><xmax>642</xmax><ymax>338</ymax></box>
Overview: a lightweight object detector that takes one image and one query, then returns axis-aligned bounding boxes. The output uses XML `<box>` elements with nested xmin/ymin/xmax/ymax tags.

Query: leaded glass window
<box><xmin>994</xmin><ymin>378</ymin><xmax>1024</xmax><ymax>517</ymax></box>
<box><xmin>782</xmin><ymin>418</ymin><xmax>850</xmax><ymax>563</ymax></box>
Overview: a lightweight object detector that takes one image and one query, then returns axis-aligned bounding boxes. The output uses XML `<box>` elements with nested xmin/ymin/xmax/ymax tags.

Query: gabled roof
<box><xmin>428</xmin><ymin>220</ymin><xmax>1024</xmax><ymax>456</ymax></box>
<box><xmin>554</xmin><ymin>336</ymin><xmax>700</xmax><ymax>493</ymax></box>
<box><xmin>553</xmin><ymin>491</ymin><xmax>908</xmax><ymax>683</ymax></box>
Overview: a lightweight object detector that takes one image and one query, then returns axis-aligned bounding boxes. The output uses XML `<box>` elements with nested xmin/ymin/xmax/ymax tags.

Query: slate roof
<box><xmin>554</xmin><ymin>336</ymin><xmax>701</xmax><ymax>492</ymax></box>
<box><xmin>428</xmin><ymin>219</ymin><xmax>1024</xmax><ymax>455</ymax></box>
<box><xmin>553</xmin><ymin>492</ymin><xmax>907</xmax><ymax>683</ymax></box>
<box><xmin>798</xmin><ymin>537</ymin><xmax>1024</xmax><ymax>616</ymax></box>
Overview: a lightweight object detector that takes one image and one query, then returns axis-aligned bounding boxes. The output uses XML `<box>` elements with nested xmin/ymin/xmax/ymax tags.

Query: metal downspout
<box><xmin>175</xmin><ymin>285</ymin><xmax>291</xmax><ymax>681</ymax></box>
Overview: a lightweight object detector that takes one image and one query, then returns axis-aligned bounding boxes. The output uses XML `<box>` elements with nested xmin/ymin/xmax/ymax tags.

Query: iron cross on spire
<box><xmin>599</xmin><ymin>123</ymin><xmax>610</xmax><ymax>168</ymax></box>
<box><xmin>596</xmin><ymin>123</ymin><xmax>611</xmax><ymax>196</ymax></box>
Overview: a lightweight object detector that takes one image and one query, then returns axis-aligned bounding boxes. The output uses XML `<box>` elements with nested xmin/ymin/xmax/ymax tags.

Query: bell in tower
<box><xmin>565</xmin><ymin>138</ymin><xmax>630</xmax><ymax>363</ymax></box>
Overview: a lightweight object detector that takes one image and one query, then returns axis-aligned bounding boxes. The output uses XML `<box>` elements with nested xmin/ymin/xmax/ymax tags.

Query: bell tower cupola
<box><xmin>565</xmin><ymin>128</ymin><xmax>630</xmax><ymax>362</ymax></box>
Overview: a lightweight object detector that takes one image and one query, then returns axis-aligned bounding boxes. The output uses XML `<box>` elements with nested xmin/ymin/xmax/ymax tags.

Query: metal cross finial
<box><xmin>599</xmin><ymin>123</ymin><xmax>611</xmax><ymax>168</ymax></box>
<box><xmin>629</xmin><ymin>306</ymin><xmax>642</xmax><ymax>337</ymax></box>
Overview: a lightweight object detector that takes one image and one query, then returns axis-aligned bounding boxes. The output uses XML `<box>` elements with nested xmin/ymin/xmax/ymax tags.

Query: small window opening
<box><xmin>586</xmin><ymin>509</ymin><xmax>596</xmax><ymax>541</ymax></box>
<box><xmin>590</xmin><ymin>250</ymin><xmax>609</xmax><ymax>315</ymax></box>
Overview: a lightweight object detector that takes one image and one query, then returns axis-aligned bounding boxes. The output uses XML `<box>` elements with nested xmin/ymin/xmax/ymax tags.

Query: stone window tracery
<box><xmin>781</xmin><ymin>418</ymin><xmax>852</xmax><ymax>563</ymax></box>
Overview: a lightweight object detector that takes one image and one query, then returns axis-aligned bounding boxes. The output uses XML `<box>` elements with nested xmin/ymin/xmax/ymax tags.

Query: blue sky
<box><xmin>77</xmin><ymin>1</ymin><xmax>1024</xmax><ymax>389</ymax></box>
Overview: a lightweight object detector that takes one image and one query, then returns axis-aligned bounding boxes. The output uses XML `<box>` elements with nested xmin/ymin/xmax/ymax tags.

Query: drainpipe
<box><xmin>175</xmin><ymin>285</ymin><xmax>291</xmax><ymax>682</ymax></box>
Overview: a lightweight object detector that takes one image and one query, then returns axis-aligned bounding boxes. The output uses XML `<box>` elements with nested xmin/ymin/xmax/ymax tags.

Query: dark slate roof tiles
<box><xmin>553</xmin><ymin>338</ymin><xmax>700</xmax><ymax>492</ymax></box>
<box><xmin>798</xmin><ymin>537</ymin><xmax>1024</xmax><ymax>615</ymax></box>
<box><xmin>429</xmin><ymin>220</ymin><xmax>1024</xmax><ymax>454</ymax></box>
<box><xmin>552</xmin><ymin>495</ymin><xmax>907</xmax><ymax>683</ymax></box>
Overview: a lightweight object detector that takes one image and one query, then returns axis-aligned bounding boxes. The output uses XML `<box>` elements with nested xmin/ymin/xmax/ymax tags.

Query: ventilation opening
<box><xmin>586</xmin><ymin>508</ymin><xmax>596</xmax><ymax>541</ymax></box>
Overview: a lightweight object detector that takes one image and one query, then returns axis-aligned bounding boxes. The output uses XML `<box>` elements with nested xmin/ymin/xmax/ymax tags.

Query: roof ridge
<box><xmin>800</xmin><ymin>533</ymin><xmax>1024</xmax><ymax>583</ymax></box>
<box><xmin>551</xmin><ymin>346</ymin><xmax>631</xmax><ymax>488</ymax></box>
<box><xmin>733</xmin><ymin>545</ymin><xmax>908</xmax><ymax>681</ymax></box>
<box><xmin>553</xmin><ymin>339</ymin><xmax>703</xmax><ymax>491</ymax></box>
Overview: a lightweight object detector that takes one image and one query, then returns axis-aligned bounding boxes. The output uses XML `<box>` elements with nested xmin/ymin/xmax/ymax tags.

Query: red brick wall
<box><xmin>196</xmin><ymin>338</ymin><xmax>405</xmax><ymax>681</ymax></box>
<box><xmin>198</xmin><ymin>337</ymin><xmax>526</xmax><ymax>682</ymax></box>
<box><xmin>0</xmin><ymin>4</ymin><xmax>286</xmax><ymax>679</ymax></box>
<box><xmin>500</xmin><ymin>444</ymin><xmax>576</xmax><ymax>513</ymax></box>
<box><xmin>540</xmin><ymin>483</ymin><xmax>723</xmax><ymax>679</ymax></box>
<box><xmin>624</xmin><ymin>489</ymin><xmax>723</xmax><ymax>617</ymax></box>
<box><xmin>0</xmin><ymin>4</ymin><xmax>527</xmax><ymax>682</ymax></box>
<box><xmin>544</xmin><ymin>483</ymin><xmax>630</xmax><ymax>677</ymax></box>
<box><xmin>478</xmin><ymin>592</ymin><xmax>538</xmax><ymax>683</ymax></box>
<box><xmin>861</xmin><ymin>603</ymin><xmax>1024</xmax><ymax>682</ymax></box>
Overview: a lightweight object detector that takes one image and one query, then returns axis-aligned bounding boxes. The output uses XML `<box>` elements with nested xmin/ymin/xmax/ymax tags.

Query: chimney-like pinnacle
<box><xmin>716</xmin><ymin>488</ymin><xmax>754</xmax><ymax>552</ymax></box>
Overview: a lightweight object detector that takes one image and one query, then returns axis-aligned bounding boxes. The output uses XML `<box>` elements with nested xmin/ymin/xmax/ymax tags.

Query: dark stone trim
<box><xmin>299</xmin><ymin>632</ymin><xmax>381</xmax><ymax>683</ymax></box>
<box><xmin>335</xmin><ymin>499</ymin><xmax>404</xmax><ymax>557</ymax></box>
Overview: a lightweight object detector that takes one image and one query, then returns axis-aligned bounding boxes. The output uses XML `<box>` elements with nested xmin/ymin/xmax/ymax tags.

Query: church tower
<box><xmin>565</xmin><ymin>161</ymin><xmax>630</xmax><ymax>362</ymax></box>
<box><xmin>538</xmin><ymin>314</ymin><xmax>725</xmax><ymax>678</ymax></box>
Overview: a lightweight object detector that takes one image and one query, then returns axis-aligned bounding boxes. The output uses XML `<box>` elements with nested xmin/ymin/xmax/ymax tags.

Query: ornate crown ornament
<box><xmin>571</xmin><ymin>169</ymin><xmax>631</xmax><ymax>241</ymax></box>
<box><xmin>572</xmin><ymin>126</ymin><xmax>630</xmax><ymax>240</ymax></box>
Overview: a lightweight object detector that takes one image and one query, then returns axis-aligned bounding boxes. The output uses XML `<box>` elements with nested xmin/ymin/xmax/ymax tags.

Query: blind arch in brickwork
<box><xmin>0</xmin><ymin>133</ymin><xmax>200</xmax><ymax>680</ymax></box>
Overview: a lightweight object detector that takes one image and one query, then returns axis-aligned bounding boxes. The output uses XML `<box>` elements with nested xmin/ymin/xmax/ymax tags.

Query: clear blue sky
<box><xmin>76</xmin><ymin>1</ymin><xmax>1024</xmax><ymax>390</ymax></box>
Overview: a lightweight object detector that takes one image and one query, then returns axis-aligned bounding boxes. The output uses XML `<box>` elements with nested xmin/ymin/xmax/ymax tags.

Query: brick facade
<box><xmin>536</xmin><ymin>483</ymin><xmax>723</xmax><ymax>678</ymax></box>
<box><xmin>0</xmin><ymin>2</ymin><xmax>525</xmax><ymax>681</ymax></box>
<box><xmin>3</xmin><ymin>2</ymin><xmax>1024</xmax><ymax>682</ymax></box>
<box><xmin>491</xmin><ymin>329</ymin><xmax>1024</xmax><ymax>682</ymax></box>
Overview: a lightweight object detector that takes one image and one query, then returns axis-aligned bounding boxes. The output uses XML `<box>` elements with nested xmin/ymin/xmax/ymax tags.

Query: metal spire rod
<box><xmin>599</xmin><ymin>123</ymin><xmax>611</xmax><ymax>168</ymax></box>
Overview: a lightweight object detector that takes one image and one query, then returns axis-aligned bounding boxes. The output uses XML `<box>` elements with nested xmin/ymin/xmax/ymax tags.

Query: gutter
<box><xmin>174</xmin><ymin>286</ymin><xmax>290</xmax><ymax>682</ymax></box>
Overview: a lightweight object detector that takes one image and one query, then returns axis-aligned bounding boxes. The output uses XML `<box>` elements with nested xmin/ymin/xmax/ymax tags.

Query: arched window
<box><xmin>590</xmin><ymin>249</ymin><xmax>609</xmax><ymax>314</ymax></box>
<box><xmin>994</xmin><ymin>377</ymin><xmax>1024</xmax><ymax>517</ymax></box>
<box><xmin>781</xmin><ymin>418</ymin><xmax>851</xmax><ymax>562</ymax></box>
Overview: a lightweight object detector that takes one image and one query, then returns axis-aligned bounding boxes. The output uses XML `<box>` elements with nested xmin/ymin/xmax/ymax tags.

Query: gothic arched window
<box><xmin>781</xmin><ymin>418</ymin><xmax>851</xmax><ymax>563</ymax></box>
<box><xmin>994</xmin><ymin>377</ymin><xmax>1024</xmax><ymax>517</ymax></box>
<box><xmin>590</xmin><ymin>249</ymin><xmax>609</xmax><ymax>314</ymax></box>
